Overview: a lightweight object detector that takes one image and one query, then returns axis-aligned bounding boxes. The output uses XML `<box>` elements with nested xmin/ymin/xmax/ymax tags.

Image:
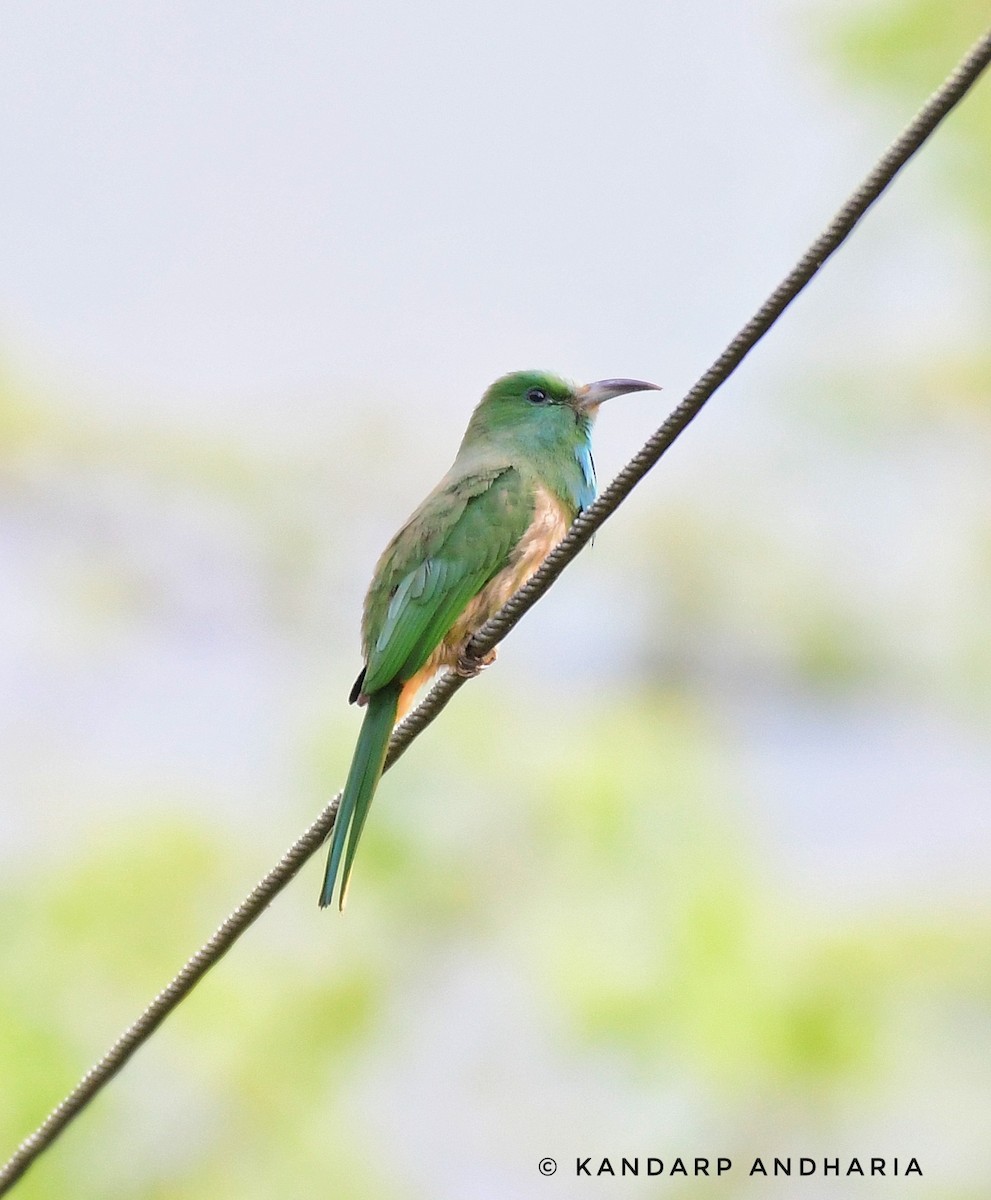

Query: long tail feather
<box><xmin>319</xmin><ymin>683</ymin><xmax>400</xmax><ymax>910</ymax></box>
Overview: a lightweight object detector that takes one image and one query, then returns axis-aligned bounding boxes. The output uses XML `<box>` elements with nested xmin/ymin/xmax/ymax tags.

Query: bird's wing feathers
<box><xmin>361</xmin><ymin>466</ymin><xmax>532</xmax><ymax>693</ymax></box>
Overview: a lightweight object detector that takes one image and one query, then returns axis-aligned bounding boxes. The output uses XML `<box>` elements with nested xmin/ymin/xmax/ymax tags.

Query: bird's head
<box><xmin>462</xmin><ymin>370</ymin><xmax>661</xmax><ymax>451</ymax></box>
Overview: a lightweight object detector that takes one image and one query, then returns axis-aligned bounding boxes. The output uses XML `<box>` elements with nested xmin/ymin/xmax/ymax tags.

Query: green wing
<box><xmin>360</xmin><ymin>466</ymin><xmax>532</xmax><ymax>694</ymax></box>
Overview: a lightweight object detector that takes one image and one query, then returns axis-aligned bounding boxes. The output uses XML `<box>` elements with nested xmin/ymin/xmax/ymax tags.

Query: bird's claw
<box><xmin>454</xmin><ymin>643</ymin><xmax>497</xmax><ymax>679</ymax></box>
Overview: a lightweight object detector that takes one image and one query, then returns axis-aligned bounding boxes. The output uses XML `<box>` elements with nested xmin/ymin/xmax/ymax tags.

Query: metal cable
<box><xmin>2</xmin><ymin>23</ymin><xmax>989</xmax><ymax>1194</ymax></box>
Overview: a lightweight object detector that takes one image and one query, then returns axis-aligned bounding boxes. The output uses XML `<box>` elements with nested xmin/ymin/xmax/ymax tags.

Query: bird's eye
<box><xmin>526</xmin><ymin>387</ymin><xmax>548</xmax><ymax>405</ymax></box>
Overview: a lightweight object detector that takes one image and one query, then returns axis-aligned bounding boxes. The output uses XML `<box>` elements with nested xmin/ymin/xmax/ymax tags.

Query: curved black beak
<box><xmin>577</xmin><ymin>378</ymin><xmax>662</xmax><ymax>412</ymax></box>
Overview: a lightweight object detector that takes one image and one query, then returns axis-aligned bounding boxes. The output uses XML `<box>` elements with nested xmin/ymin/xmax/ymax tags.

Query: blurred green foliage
<box><xmin>832</xmin><ymin>0</ymin><xmax>991</xmax><ymax>250</ymax></box>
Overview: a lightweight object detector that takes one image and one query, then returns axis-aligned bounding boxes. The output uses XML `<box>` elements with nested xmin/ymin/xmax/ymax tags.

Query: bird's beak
<box><xmin>576</xmin><ymin>378</ymin><xmax>662</xmax><ymax>412</ymax></box>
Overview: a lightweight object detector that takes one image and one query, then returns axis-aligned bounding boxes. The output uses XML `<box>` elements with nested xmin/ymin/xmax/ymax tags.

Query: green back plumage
<box><xmin>360</xmin><ymin>466</ymin><xmax>531</xmax><ymax>693</ymax></box>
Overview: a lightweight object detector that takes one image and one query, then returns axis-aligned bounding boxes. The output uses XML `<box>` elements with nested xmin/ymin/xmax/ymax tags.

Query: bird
<box><xmin>320</xmin><ymin>369</ymin><xmax>661</xmax><ymax>909</ymax></box>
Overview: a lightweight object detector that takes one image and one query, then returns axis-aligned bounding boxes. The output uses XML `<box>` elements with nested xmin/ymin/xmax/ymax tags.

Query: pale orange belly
<box><xmin>396</xmin><ymin>486</ymin><xmax>571</xmax><ymax>718</ymax></box>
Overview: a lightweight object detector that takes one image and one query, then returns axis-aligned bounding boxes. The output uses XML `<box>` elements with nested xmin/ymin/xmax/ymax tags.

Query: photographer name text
<box><xmin>571</xmin><ymin>1156</ymin><xmax>922</xmax><ymax>1179</ymax></box>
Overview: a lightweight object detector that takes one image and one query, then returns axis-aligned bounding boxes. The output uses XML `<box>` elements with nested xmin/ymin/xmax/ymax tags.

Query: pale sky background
<box><xmin>5</xmin><ymin>0</ymin><xmax>963</xmax><ymax>415</ymax></box>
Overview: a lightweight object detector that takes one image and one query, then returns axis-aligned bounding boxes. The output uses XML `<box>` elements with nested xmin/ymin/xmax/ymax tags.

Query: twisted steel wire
<box><xmin>2</xmin><ymin>23</ymin><xmax>989</xmax><ymax>1194</ymax></box>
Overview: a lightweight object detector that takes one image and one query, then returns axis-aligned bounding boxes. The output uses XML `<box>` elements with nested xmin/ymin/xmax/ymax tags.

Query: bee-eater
<box><xmin>320</xmin><ymin>370</ymin><xmax>660</xmax><ymax>909</ymax></box>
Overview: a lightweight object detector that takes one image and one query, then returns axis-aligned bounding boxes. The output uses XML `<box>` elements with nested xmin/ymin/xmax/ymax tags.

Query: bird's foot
<box><xmin>454</xmin><ymin>643</ymin><xmax>497</xmax><ymax>679</ymax></box>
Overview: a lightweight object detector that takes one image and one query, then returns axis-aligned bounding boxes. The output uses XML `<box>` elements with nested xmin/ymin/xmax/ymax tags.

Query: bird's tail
<box><xmin>319</xmin><ymin>682</ymin><xmax>400</xmax><ymax>910</ymax></box>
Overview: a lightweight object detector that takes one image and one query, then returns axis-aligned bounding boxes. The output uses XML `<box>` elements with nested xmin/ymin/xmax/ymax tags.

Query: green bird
<box><xmin>320</xmin><ymin>369</ymin><xmax>660</xmax><ymax>909</ymax></box>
